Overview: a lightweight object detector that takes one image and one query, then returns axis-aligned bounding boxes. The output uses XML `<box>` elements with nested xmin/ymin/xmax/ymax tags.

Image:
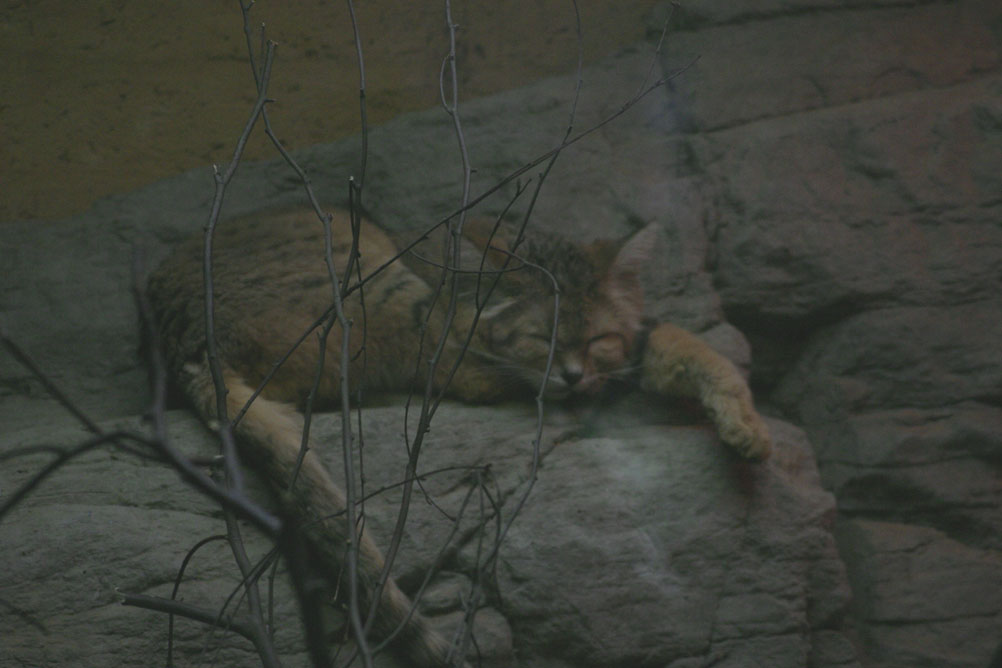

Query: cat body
<box><xmin>147</xmin><ymin>208</ymin><xmax>771</xmax><ymax>666</ymax></box>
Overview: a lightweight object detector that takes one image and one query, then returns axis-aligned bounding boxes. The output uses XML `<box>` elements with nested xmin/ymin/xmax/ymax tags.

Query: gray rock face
<box><xmin>662</xmin><ymin>1</ymin><xmax>1002</xmax><ymax>666</ymax></box>
<box><xmin>3</xmin><ymin>1</ymin><xmax>1000</xmax><ymax>667</ymax></box>
<box><xmin>1</xmin><ymin>408</ymin><xmax>845</xmax><ymax>668</ymax></box>
<box><xmin>494</xmin><ymin>419</ymin><xmax>849</xmax><ymax>668</ymax></box>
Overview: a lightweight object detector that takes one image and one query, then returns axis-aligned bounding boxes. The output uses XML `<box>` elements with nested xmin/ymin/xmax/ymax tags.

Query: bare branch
<box><xmin>166</xmin><ymin>534</ymin><xmax>229</xmax><ymax>666</ymax></box>
<box><xmin>120</xmin><ymin>592</ymin><xmax>259</xmax><ymax>646</ymax></box>
<box><xmin>367</xmin><ymin>4</ymin><xmax>474</xmax><ymax>658</ymax></box>
<box><xmin>346</xmin><ymin>0</ymin><xmax>369</xmax><ymax>191</ymax></box>
<box><xmin>223</xmin><ymin>507</ymin><xmax>282</xmax><ymax>668</ymax></box>
<box><xmin>0</xmin><ymin>324</ymin><xmax>108</xmax><ymax>438</ymax></box>
<box><xmin>0</xmin><ymin>432</ymin><xmax>153</xmax><ymax>523</ymax></box>
<box><xmin>202</xmin><ymin>38</ymin><xmax>278</xmax><ymax>499</ymax></box>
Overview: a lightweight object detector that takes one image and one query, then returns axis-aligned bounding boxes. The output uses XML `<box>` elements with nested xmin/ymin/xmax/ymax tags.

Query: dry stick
<box><xmin>346</xmin><ymin>0</ymin><xmax>369</xmax><ymax>192</ymax></box>
<box><xmin>133</xmin><ymin>249</ymin><xmax>171</xmax><ymax>448</ymax></box>
<box><xmin>137</xmin><ymin>249</ymin><xmax>293</xmax><ymax>665</ymax></box>
<box><xmin>121</xmin><ymin>539</ymin><xmax>280</xmax><ymax>659</ymax></box>
<box><xmin>290</xmin><ymin>317</ymin><xmax>335</xmax><ymax>493</ymax></box>
<box><xmin>638</xmin><ymin>2</ymin><xmax>679</xmax><ymax>98</ymax></box>
<box><xmin>0</xmin><ymin>417</ymin><xmax>283</xmax><ymax>661</ymax></box>
<box><xmin>239</xmin><ymin>4</ymin><xmax>377</xmax><ymax>662</ymax></box>
<box><xmin>239</xmin><ymin>0</ymin><xmax>263</xmax><ymax>89</ymax></box>
<box><xmin>4</xmin><ymin>20</ymin><xmax>317</xmax><ymax>668</ymax></box>
<box><xmin>165</xmin><ymin>534</ymin><xmax>229</xmax><ymax>666</ymax></box>
<box><xmin>462</xmin><ymin>252</ymin><xmax>561</xmax><ymax>649</ymax></box>
<box><xmin>222</xmin><ymin>506</ymin><xmax>282</xmax><ymax>668</ymax></box>
<box><xmin>237</xmin><ymin>3</ymin><xmax>326</xmax><ymax>228</ymax></box>
<box><xmin>203</xmin><ymin>15</ymin><xmax>296</xmax><ymax>664</ymax></box>
<box><xmin>369</xmin><ymin>0</ymin><xmax>618</xmax><ymax>654</ymax></box>
<box><xmin>365</xmin><ymin>468</ymin><xmax>504</xmax><ymax>664</ymax></box>
<box><xmin>234</xmin><ymin>1</ymin><xmax>330</xmax><ymax>491</ymax></box>
<box><xmin>368</xmin><ymin>477</ymin><xmax>482</xmax><ymax>659</ymax></box>
<box><xmin>436</xmin><ymin>3</ymin><xmax>585</xmax><ymax>656</ymax></box>
<box><xmin>347</xmin><ymin>67</ymin><xmax>694</xmax><ymax>302</ymax></box>
<box><xmin>456</xmin><ymin>471</ymin><xmax>493</xmax><ymax>662</ymax></box>
<box><xmin>236</xmin><ymin>7</ymin><xmax>340</xmax><ymax>667</ymax></box>
<box><xmin>317</xmin><ymin>210</ymin><xmax>376</xmax><ymax>668</ymax></box>
<box><xmin>0</xmin><ymin>431</ymin><xmax>151</xmax><ymax>522</ymax></box>
<box><xmin>208</xmin><ymin>532</ymin><xmax>294</xmax><ymax>658</ymax></box>
<box><xmin>199</xmin><ymin>23</ymin><xmax>286</xmax><ymax>666</ymax></box>
<box><xmin>119</xmin><ymin>593</ymin><xmax>259</xmax><ymax>646</ymax></box>
<box><xmin>202</xmin><ymin>36</ymin><xmax>276</xmax><ymax>490</ymax></box>
<box><xmin>364</xmin><ymin>2</ymin><xmax>473</xmax><ymax>659</ymax></box>
<box><xmin>334</xmin><ymin>5</ymin><xmax>381</xmax><ymax>663</ymax></box>
<box><xmin>303</xmin><ymin>463</ymin><xmax>486</xmax><ymax>528</ymax></box>
<box><xmin>301</xmin><ymin>2</ymin><xmax>378</xmax><ymax>664</ymax></box>
<box><xmin>232</xmin><ymin>0</ymin><xmax>364</xmax><ymax>501</ymax></box>
<box><xmin>240</xmin><ymin>7</ymin><xmax>376</xmax><ymax>664</ymax></box>
<box><xmin>412</xmin><ymin>215</ymin><xmax>564</xmax><ymax>662</ymax></box>
<box><xmin>458</xmin><ymin>5</ymin><xmax>692</xmax><ymax>647</ymax></box>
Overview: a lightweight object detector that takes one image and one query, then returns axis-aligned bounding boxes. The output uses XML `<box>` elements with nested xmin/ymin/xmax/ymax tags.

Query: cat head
<box><xmin>467</xmin><ymin>221</ymin><xmax>656</xmax><ymax>399</ymax></box>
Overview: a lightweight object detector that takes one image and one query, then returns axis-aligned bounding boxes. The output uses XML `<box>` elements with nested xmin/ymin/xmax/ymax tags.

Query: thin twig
<box><xmin>0</xmin><ymin>432</ymin><xmax>150</xmax><ymax>522</ymax></box>
<box><xmin>166</xmin><ymin>535</ymin><xmax>229</xmax><ymax>665</ymax></box>
<box><xmin>366</xmin><ymin>2</ymin><xmax>473</xmax><ymax>655</ymax></box>
<box><xmin>120</xmin><ymin>592</ymin><xmax>258</xmax><ymax>645</ymax></box>
<box><xmin>197</xmin><ymin>27</ymin><xmax>286</xmax><ymax>666</ymax></box>
<box><xmin>346</xmin><ymin>0</ymin><xmax>369</xmax><ymax>191</ymax></box>
<box><xmin>369</xmin><ymin>477</ymin><xmax>479</xmax><ymax>658</ymax></box>
<box><xmin>319</xmin><ymin>205</ymin><xmax>374</xmax><ymax>668</ymax></box>
<box><xmin>223</xmin><ymin>508</ymin><xmax>282</xmax><ymax>668</ymax></box>
<box><xmin>135</xmin><ymin>243</ymin><xmax>284</xmax><ymax>537</ymax></box>
<box><xmin>0</xmin><ymin>325</ymin><xmax>106</xmax><ymax>437</ymax></box>
<box><xmin>347</xmin><ymin>67</ymin><xmax>696</xmax><ymax>301</ymax></box>
<box><xmin>202</xmin><ymin>39</ymin><xmax>277</xmax><ymax>497</ymax></box>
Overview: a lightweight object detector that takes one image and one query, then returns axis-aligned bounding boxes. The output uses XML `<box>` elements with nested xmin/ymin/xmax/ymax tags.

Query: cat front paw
<box><xmin>719</xmin><ymin>413</ymin><xmax>772</xmax><ymax>461</ymax></box>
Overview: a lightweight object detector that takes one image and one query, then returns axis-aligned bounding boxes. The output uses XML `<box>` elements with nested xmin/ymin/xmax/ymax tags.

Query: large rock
<box><xmin>664</xmin><ymin>0</ymin><xmax>1002</xmax><ymax>665</ymax></box>
<box><xmin>837</xmin><ymin>519</ymin><xmax>1002</xmax><ymax>668</ymax></box>
<box><xmin>1</xmin><ymin>403</ymin><xmax>848</xmax><ymax>668</ymax></box>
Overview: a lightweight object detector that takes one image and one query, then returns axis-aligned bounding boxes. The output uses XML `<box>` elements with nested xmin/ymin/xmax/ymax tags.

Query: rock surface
<box><xmin>662</xmin><ymin>1</ymin><xmax>1002</xmax><ymax>666</ymax></box>
<box><xmin>3</xmin><ymin>1</ymin><xmax>1001</xmax><ymax>667</ymax></box>
<box><xmin>1</xmin><ymin>406</ymin><xmax>846</xmax><ymax>668</ymax></box>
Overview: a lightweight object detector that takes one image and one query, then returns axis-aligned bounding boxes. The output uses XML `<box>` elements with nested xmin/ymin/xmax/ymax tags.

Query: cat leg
<box><xmin>640</xmin><ymin>323</ymin><xmax>772</xmax><ymax>460</ymax></box>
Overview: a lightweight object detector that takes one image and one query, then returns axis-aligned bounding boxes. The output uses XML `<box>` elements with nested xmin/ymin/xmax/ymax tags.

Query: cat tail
<box><xmin>179</xmin><ymin>359</ymin><xmax>465</xmax><ymax>667</ymax></box>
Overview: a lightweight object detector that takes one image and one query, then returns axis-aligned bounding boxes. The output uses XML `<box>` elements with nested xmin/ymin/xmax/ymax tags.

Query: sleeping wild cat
<box><xmin>147</xmin><ymin>208</ymin><xmax>772</xmax><ymax>667</ymax></box>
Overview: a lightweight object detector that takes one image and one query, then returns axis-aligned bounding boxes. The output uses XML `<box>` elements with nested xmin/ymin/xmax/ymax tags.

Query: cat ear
<box><xmin>601</xmin><ymin>223</ymin><xmax>658</xmax><ymax>329</ymax></box>
<box><xmin>609</xmin><ymin>222</ymin><xmax>658</xmax><ymax>279</ymax></box>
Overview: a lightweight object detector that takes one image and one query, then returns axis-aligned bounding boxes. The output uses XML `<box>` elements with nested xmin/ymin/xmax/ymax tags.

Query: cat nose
<box><xmin>560</xmin><ymin>366</ymin><xmax>583</xmax><ymax>387</ymax></box>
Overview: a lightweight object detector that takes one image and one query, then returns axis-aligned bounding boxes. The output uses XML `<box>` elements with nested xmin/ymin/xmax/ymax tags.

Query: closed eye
<box><xmin>528</xmin><ymin>332</ymin><xmax>555</xmax><ymax>344</ymax></box>
<box><xmin>587</xmin><ymin>333</ymin><xmax>626</xmax><ymax>366</ymax></box>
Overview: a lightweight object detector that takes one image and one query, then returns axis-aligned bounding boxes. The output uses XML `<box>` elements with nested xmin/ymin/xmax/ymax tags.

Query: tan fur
<box><xmin>641</xmin><ymin>323</ymin><xmax>772</xmax><ymax>460</ymax></box>
<box><xmin>147</xmin><ymin>208</ymin><xmax>771</xmax><ymax>666</ymax></box>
